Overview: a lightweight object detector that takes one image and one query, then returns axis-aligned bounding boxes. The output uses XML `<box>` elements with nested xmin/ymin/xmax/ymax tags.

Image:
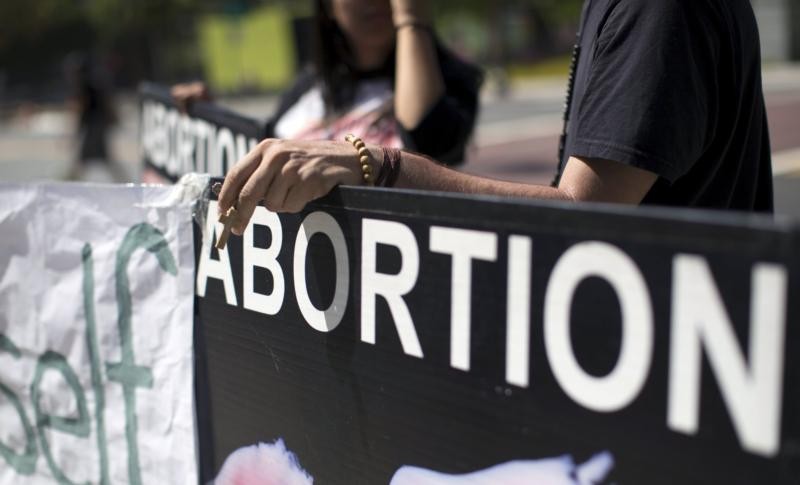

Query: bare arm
<box><xmin>392</xmin><ymin>0</ymin><xmax>445</xmax><ymax>129</ymax></box>
<box><xmin>218</xmin><ymin>139</ymin><xmax>658</xmax><ymax>235</ymax></box>
<box><xmin>392</xmin><ymin>152</ymin><xmax>657</xmax><ymax>204</ymax></box>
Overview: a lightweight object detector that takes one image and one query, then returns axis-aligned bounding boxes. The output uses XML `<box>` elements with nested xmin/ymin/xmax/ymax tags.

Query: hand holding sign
<box><xmin>217</xmin><ymin>138</ymin><xmax>378</xmax><ymax>234</ymax></box>
<box><xmin>170</xmin><ymin>81</ymin><xmax>211</xmax><ymax>113</ymax></box>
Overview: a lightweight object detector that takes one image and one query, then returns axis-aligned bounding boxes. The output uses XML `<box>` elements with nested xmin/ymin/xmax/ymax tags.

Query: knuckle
<box><xmin>282</xmin><ymin>158</ymin><xmax>303</xmax><ymax>174</ymax></box>
<box><xmin>225</xmin><ymin>165</ymin><xmax>241</xmax><ymax>180</ymax></box>
<box><xmin>284</xmin><ymin>201</ymin><xmax>303</xmax><ymax>214</ymax></box>
<box><xmin>264</xmin><ymin>197</ymin><xmax>282</xmax><ymax>212</ymax></box>
<box><xmin>297</xmin><ymin>164</ymin><xmax>318</xmax><ymax>181</ymax></box>
<box><xmin>266</xmin><ymin>141</ymin><xmax>288</xmax><ymax>158</ymax></box>
<box><xmin>237</xmin><ymin>186</ymin><xmax>259</xmax><ymax>203</ymax></box>
<box><xmin>257</xmin><ymin>138</ymin><xmax>279</xmax><ymax>155</ymax></box>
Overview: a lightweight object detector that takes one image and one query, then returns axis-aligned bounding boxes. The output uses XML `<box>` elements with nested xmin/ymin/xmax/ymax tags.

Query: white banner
<box><xmin>0</xmin><ymin>181</ymin><xmax>201</xmax><ymax>484</ymax></box>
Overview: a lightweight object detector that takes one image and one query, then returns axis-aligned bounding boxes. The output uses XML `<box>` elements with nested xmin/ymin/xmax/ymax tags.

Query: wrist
<box><xmin>394</xmin><ymin>14</ymin><xmax>421</xmax><ymax>25</ymax></box>
<box><xmin>367</xmin><ymin>147</ymin><xmax>384</xmax><ymax>184</ymax></box>
<box><xmin>394</xmin><ymin>19</ymin><xmax>433</xmax><ymax>35</ymax></box>
<box><xmin>392</xmin><ymin>4</ymin><xmax>429</xmax><ymax>28</ymax></box>
<box><xmin>344</xmin><ymin>135</ymin><xmax>378</xmax><ymax>186</ymax></box>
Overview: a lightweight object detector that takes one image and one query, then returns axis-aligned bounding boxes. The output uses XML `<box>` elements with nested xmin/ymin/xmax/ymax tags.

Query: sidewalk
<box><xmin>773</xmin><ymin>148</ymin><xmax>800</xmax><ymax>177</ymax></box>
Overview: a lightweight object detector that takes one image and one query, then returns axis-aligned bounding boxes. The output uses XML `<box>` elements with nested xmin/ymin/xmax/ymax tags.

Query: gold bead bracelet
<box><xmin>345</xmin><ymin>134</ymin><xmax>375</xmax><ymax>185</ymax></box>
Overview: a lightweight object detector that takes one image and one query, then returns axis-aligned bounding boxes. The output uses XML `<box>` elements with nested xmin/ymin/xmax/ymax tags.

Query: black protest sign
<box><xmin>137</xmin><ymin>87</ymin><xmax>800</xmax><ymax>484</ymax></box>
<box><xmin>139</xmin><ymin>82</ymin><xmax>264</xmax><ymax>184</ymax></box>
<box><xmin>196</xmin><ymin>188</ymin><xmax>800</xmax><ymax>485</ymax></box>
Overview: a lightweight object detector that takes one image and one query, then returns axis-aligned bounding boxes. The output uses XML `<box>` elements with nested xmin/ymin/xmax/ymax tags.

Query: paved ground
<box><xmin>1</xmin><ymin>64</ymin><xmax>799</xmax><ymax>217</ymax></box>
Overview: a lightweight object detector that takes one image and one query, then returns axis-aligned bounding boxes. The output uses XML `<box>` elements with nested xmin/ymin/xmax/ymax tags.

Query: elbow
<box><xmin>395</xmin><ymin>90</ymin><xmax>447</xmax><ymax>132</ymax></box>
<box><xmin>556</xmin><ymin>185</ymin><xmax>580</xmax><ymax>203</ymax></box>
<box><xmin>396</xmin><ymin>112</ymin><xmax>423</xmax><ymax>132</ymax></box>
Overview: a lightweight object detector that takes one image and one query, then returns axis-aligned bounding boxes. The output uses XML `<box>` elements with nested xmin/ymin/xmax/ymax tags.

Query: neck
<box><xmin>351</xmin><ymin>38</ymin><xmax>392</xmax><ymax>70</ymax></box>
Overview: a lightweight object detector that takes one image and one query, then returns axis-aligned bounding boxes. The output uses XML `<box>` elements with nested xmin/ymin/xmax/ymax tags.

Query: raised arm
<box><xmin>391</xmin><ymin>0</ymin><xmax>445</xmax><ymax>130</ymax></box>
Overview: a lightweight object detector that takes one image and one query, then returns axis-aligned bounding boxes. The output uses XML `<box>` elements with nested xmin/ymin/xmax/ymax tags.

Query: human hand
<box><xmin>390</xmin><ymin>0</ymin><xmax>428</xmax><ymax>26</ymax></box>
<box><xmin>217</xmin><ymin>139</ymin><xmax>377</xmax><ymax>234</ymax></box>
<box><xmin>170</xmin><ymin>81</ymin><xmax>211</xmax><ymax>113</ymax></box>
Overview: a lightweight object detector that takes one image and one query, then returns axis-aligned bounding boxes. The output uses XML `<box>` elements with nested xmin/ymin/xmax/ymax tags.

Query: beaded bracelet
<box><xmin>394</xmin><ymin>20</ymin><xmax>433</xmax><ymax>34</ymax></box>
<box><xmin>344</xmin><ymin>134</ymin><xmax>374</xmax><ymax>185</ymax></box>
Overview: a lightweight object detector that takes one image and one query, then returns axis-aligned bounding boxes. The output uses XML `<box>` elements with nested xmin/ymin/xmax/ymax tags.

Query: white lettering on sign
<box><xmin>668</xmin><ymin>255</ymin><xmax>787</xmax><ymax>457</ymax></box>
<box><xmin>243</xmin><ymin>206</ymin><xmax>285</xmax><ymax>316</ymax></box>
<box><xmin>194</xmin><ymin>119</ymin><xmax>212</xmax><ymax>173</ymax></box>
<box><xmin>166</xmin><ymin>109</ymin><xmax>180</xmax><ymax>175</ymax></box>
<box><xmin>430</xmin><ymin>227</ymin><xmax>498</xmax><ymax>372</ymax></box>
<box><xmin>194</xmin><ymin>203</ymin><xmax>791</xmax><ymax>459</ymax></box>
<box><xmin>544</xmin><ymin>242</ymin><xmax>654</xmax><ymax>413</ymax></box>
<box><xmin>506</xmin><ymin>235</ymin><xmax>533</xmax><ymax>388</ymax></box>
<box><xmin>361</xmin><ymin>219</ymin><xmax>423</xmax><ymax>358</ymax></box>
<box><xmin>178</xmin><ymin>114</ymin><xmax>195</xmax><ymax>176</ymax></box>
<box><xmin>197</xmin><ymin>200</ymin><xmax>238</xmax><ymax>305</ymax></box>
<box><xmin>293</xmin><ymin>212</ymin><xmax>350</xmax><ymax>333</ymax></box>
<box><xmin>140</xmin><ymin>101</ymin><xmax>259</xmax><ymax>179</ymax></box>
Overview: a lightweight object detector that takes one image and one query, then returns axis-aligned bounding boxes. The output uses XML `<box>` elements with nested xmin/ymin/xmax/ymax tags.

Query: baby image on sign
<box><xmin>214</xmin><ymin>441</ymin><xmax>614</xmax><ymax>485</ymax></box>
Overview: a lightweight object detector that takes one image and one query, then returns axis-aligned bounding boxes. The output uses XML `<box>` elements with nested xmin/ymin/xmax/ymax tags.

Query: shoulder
<box><xmin>601</xmin><ymin>0</ymin><xmax>715</xmax><ymax>29</ymax></box>
<box><xmin>594</xmin><ymin>0</ymin><xmax>720</xmax><ymax>48</ymax></box>
<box><xmin>606</xmin><ymin>0</ymin><xmax>705</xmax><ymax>16</ymax></box>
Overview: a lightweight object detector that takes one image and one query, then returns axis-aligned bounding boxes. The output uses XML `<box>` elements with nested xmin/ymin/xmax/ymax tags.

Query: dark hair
<box><xmin>312</xmin><ymin>0</ymin><xmax>483</xmax><ymax>117</ymax></box>
<box><xmin>312</xmin><ymin>0</ymin><xmax>393</xmax><ymax>114</ymax></box>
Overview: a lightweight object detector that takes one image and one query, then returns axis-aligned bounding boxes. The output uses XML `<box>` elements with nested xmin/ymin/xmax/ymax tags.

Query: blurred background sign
<box><xmin>199</xmin><ymin>5</ymin><xmax>297</xmax><ymax>93</ymax></box>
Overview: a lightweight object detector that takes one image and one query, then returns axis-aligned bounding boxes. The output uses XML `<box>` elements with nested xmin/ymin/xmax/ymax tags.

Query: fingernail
<box><xmin>211</xmin><ymin>182</ymin><xmax>222</xmax><ymax>196</ymax></box>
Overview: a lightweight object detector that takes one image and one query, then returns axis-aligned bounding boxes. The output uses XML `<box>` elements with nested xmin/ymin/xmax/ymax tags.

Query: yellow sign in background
<box><xmin>199</xmin><ymin>5</ymin><xmax>297</xmax><ymax>93</ymax></box>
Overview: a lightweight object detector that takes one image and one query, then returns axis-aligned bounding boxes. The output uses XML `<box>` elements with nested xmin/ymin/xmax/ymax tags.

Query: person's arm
<box><xmin>217</xmin><ymin>139</ymin><xmax>657</xmax><ymax>235</ymax></box>
<box><xmin>171</xmin><ymin>81</ymin><xmax>211</xmax><ymax>113</ymax></box>
<box><xmin>392</xmin><ymin>0</ymin><xmax>445</xmax><ymax>130</ymax></box>
<box><xmin>391</xmin><ymin>153</ymin><xmax>656</xmax><ymax>204</ymax></box>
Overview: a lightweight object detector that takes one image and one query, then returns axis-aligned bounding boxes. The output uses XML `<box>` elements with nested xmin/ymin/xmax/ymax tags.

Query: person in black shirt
<box><xmin>214</xmin><ymin>0</ymin><xmax>774</xmax><ymax>224</ymax></box>
<box><xmin>557</xmin><ymin>0</ymin><xmax>773</xmax><ymax>212</ymax></box>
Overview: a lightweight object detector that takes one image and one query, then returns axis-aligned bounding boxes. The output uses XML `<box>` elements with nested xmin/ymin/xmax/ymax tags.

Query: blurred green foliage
<box><xmin>0</xmin><ymin>0</ymin><xmax>582</xmax><ymax>46</ymax></box>
<box><xmin>0</xmin><ymin>0</ymin><xmax>583</xmax><ymax>97</ymax></box>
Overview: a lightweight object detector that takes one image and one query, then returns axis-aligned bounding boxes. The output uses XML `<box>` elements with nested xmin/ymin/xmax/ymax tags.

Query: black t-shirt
<box><xmin>560</xmin><ymin>0</ymin><xmax>773</xmax><ymax>212</ymax></box>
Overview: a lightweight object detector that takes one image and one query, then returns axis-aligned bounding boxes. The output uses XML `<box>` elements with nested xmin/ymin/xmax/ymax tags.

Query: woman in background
<box><xmin>174</xmin><ymin>0</ymin><xmax>483</xmax><ymax>165</ymax></box>
<box><xmin>65</xmin><ymin>52</ymin><xmax>127</xmax><ymax>182</ymax></box>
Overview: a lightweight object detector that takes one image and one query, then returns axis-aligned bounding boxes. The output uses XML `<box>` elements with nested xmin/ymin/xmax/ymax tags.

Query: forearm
<box><xmin>217</xmin><ymin>139</ymin><xmax>656</xmax><ymax>233</ymax></box>
<box><xmin>394</xmin><ymin>13</ymin><xmax>445</xmax><ymax>129</ymax></box>
<box><xmin>390</xmin><ymin>150</ymin><xmax>575</xmax><ymax>202</ymax></box>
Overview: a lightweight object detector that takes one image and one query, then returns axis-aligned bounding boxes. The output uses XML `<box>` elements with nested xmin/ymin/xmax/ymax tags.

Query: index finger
<box><xmin>217</xmin><ymin>139</ymin><xmax>275</xmax><ymax>214</ymax></box>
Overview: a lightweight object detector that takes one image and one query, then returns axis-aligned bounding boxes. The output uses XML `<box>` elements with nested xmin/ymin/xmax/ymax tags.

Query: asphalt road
<box><xmin>468</xmin><ymin>83</ymin><xmax>800</xmax><ymax>178</ymax></box>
